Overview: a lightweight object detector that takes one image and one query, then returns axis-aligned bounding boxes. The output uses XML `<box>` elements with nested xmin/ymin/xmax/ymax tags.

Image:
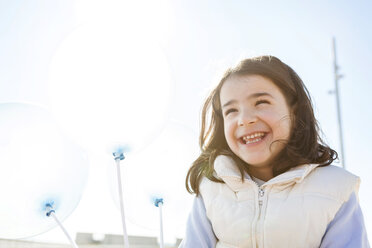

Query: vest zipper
<box><xmin>255</xmin><ymin>184</ymin><xmax>265</xmax><ymax>248</ymax></box>
<box><xmin>253</xmin><ymin>181</ymin><xmax>265</xmax><ymax>216</ymax></box>
<box><xmin>258</xmin><ymin>187</ymin><xmax>264</xmax><ymax>209</ymax></box>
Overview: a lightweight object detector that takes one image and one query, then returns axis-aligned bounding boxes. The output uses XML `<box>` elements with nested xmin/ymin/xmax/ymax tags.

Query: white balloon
<box><xmin>0</xmin><ymin>103</ymin><xmax>89</xmax><ymax>239</ymax></box>
<box><xmin>48</xmin><ymin>25</ymin><xmax>172</xmax><ymax>153</ymax></box>
<box><xmin>108</xmin><ymin>121</ymin><xmax>198</xmax><ymax>240</ymax></box>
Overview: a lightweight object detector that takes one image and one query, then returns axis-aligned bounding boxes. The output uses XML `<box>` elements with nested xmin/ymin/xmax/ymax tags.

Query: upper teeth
<box><xmin>242</xmin><ymin>132</ymin><xmax>265</xmax><ymax>142</ymax></box>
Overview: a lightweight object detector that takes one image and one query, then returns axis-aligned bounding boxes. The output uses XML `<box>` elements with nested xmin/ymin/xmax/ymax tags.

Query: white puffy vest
<box><xmin>200</xmin><ymin>156</ymin><xmax>360</xmax><ymax>248</ymax></box>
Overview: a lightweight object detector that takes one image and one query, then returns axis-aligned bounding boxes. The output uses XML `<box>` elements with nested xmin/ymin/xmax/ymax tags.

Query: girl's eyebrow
<box><xmin>222</xmin><ymin>92</ymin><xmax>273</xmax><ymax>109</ymax></box>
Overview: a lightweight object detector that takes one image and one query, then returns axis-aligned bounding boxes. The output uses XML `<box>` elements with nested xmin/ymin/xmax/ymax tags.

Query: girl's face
<box><xmin>220</xmin><ymin>74</ymin><xmax>292</xmax><ymax>180</ymax></box>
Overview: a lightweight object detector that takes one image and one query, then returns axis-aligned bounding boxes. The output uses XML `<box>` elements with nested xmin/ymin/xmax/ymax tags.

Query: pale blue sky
<box><xmin>0</xmin><ymin>0</ymin><xmax>371</xmax><ymax>244</ymax></box>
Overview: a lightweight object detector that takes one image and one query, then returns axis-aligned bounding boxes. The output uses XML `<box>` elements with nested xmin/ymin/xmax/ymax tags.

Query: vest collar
<box><xmin>213</xmin><ymin>155</ymin><xmax>320</xmax><ymax>192</ymax></box>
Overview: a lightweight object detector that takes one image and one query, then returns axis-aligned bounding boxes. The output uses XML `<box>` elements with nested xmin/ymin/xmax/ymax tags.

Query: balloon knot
<box><xmin>154</xmin><ymin>198</ymin><xmax>163</xmax><ymax>207</ymax></box>
<box><xmin>112</xmin><ymin>152</ymin><xmax>125</xmax><ymax>161</ymax></box>
<box><xmin>45</xmin><ymin>203</ymin><xmax>55</xmax><ymax>217</ymax></box>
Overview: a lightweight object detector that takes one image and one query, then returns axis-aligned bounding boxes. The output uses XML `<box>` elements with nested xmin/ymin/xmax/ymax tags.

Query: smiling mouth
<box><xmin>240</xmin><ymin>132</ymin><xmax>267</xmax><ymax>144</ymax></box>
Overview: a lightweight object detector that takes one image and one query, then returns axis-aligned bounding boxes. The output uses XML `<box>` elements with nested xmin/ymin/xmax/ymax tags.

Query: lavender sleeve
<box><xmin>320</xmin><ymin>192</ymin><xmax>370</xmax><ymax>248</ymax></box>
<box><xmin>178</xmin><ymin>196</ymin><xmax>217</xmax><ymax>248</ymax></box>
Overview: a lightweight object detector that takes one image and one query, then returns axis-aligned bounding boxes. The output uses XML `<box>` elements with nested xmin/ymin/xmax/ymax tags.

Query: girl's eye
<box><xmin>255</xmin><ymin>99</ymin><xmax>270</xmax><ymax>106</ymax></box>
<box><xmin>224</xmin><ymin>108</ymin><xmax>237</xmax><ymax>116</ymax></box>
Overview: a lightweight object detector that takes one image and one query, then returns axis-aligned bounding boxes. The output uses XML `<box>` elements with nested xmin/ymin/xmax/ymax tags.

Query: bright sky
<box><xmin>0</xmin><ymin>0</ymin><xmax>371</xmax><ymax>245</ymax></box>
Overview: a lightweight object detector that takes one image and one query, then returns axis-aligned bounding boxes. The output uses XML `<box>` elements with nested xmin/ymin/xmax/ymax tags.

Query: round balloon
<box><xmin>48</xmin><ymin>24</ymin><xmax>172</xmax><ymax>154</ymax></box>
<box><xmin>107</xmin><ymin>121</ymin><xmax>198</xmax><ymax>240</ymax></box>
<box><xmin>0</xmin><ymin>102</ymin><xmax>89</xmax><ymax>239</ymax></box>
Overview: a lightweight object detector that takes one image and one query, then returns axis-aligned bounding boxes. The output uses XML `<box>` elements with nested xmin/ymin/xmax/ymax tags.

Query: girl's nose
<box><xmin>237</xmin><ymin>111</ymin><xmax>257</xmax><ymax>127</ymax></box>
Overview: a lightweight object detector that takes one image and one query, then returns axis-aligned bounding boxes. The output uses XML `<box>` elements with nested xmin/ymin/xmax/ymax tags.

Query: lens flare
<box><xmin>48</xmin><ymin>25</ymin><xmax>172</xmax><ymax>154</ymax></box>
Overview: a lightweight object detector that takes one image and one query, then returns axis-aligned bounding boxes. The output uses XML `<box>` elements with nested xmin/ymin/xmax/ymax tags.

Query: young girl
<box><xmin>179</xmin><ymin>56</ymin><xmax>369</xmax><ymax>248</ymax></box>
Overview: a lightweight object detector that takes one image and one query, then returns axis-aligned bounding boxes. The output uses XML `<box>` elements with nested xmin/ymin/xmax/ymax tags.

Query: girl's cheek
<box><xmin>262</xmin><ymin>109</ymin><xmax>285</xmax><ymax>121</ymax></box>
<box><xmin>223</xmin><ymin>122</ymin><xmax>232</xmax><ymax>138</ymax></box>
<box><xmin>224</xmin><ymin>117</ymin><xmax>235</xmax><ymax>129</ymax></box>
<box><xmin>259</xmin><ymin>111</ymin><xmax>276</xmax><ymax>122</ymax></box>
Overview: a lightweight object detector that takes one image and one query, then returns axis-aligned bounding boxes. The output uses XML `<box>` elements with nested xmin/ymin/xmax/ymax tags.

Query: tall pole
<box><xmin>332</xmin><ymin>37</ymin><xmax>346</xmax><ymax>169</ymax></box>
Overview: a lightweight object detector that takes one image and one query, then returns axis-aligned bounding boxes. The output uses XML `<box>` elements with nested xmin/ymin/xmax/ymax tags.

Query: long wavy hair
<box><xmin>186</xmin><ymin>55</ymin><xmax>338</xmax><ymax>195</ymax></box>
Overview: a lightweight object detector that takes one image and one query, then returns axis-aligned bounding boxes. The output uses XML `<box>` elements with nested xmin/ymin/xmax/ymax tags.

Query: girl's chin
<box><xmin>238</xmin><ymin>147</ymin><xmax>285</xmax><ymax>167</ymax></box>
<box><xmin>239</xmin><ymin>154</ymin><xmax>271</xmax><ymax>166</ymax></box>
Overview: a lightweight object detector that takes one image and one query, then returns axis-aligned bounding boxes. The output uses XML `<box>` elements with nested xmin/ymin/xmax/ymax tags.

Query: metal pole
<box><xmin>154</xmin><ymin>198</ymin><xmax>164</xmax><ymax>248</ymax></box>
<box><xmin>113</xmin><ymin>152</ymin><xmax>130</xmax><ymax>248</ymax></box>
<box><xmin>159</xmin><ymin>202</ymin><xmax>164</xmax><ymax>248</ymax></box>
<box><xmin>46</xmin><ymin>204</ymin><xmax>79</xmax><ymax>248</ymax></box>
<box><xmin>332</xmin><ymin>37</ymin><xmax>346</xmax><ymax>169</ymax></box>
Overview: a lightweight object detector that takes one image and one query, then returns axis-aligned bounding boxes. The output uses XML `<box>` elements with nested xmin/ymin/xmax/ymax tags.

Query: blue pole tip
<box><xmin>112</xmin><ymin>152</ymin><xmax>125</xmax><ymax>161</ymax></box>
<box><xmin>45</xmin><ymin>203</ymin><xmax>55</xmax><ymax>217</ymax></box>
<box><xmin>154</xmin><ymin>198</ymin><xmax>164</xmax><ymax>207</ymax></box>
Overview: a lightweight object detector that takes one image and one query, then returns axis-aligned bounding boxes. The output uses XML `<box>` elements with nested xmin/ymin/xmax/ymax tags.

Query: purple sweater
<box><xmin>179</xmin><ymin>192</ymin><xmax>369</xmax><ymax>247</ymax></box>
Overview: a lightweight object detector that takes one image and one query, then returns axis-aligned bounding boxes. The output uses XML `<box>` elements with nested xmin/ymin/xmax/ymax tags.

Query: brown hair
<box><xmin>186</xmin><ymin>55</ymin><xmax>338</xmax><ymax>195</ymax></box>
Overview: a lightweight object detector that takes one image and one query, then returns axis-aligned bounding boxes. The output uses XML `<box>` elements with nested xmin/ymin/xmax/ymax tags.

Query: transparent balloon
<box><xmin>0</xmin><ymin>103</ymin><xmax>89</xmax><ymax>239</ymax></box>
<box><xmin>48</xmin><ymin>24</ymin><xmax>172</xmax><ymax>154</ymax></box>
<box><xmin>107</xmin><ymin>121</ymin><xmax>198</xmax><ymax>241</ymax></box>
